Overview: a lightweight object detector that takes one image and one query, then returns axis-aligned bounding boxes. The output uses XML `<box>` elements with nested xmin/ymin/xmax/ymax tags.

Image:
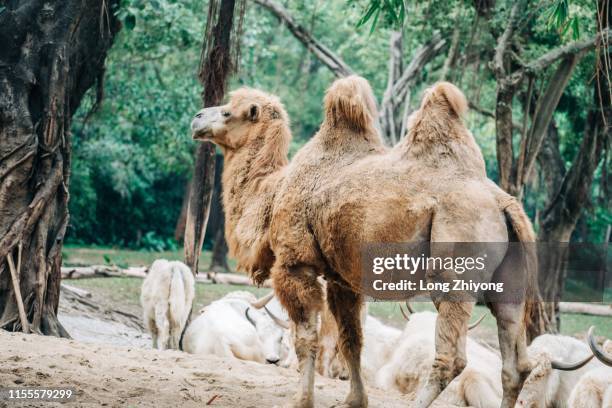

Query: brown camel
<box><xmin>191</xmin><ymin>77</ymin><xmax>538</xmax><ymax>408</ymax></box>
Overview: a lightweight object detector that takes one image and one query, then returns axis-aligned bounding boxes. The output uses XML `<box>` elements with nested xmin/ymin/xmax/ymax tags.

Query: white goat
<box><xmin>568</xmin><ymin>333</ymin><xmax>612</xmax><ymax>408</ymax></box>
<box><xmin>376</xmin><ymin>310</ymin><xmax>502</xmax><ymax>408</ymax></box>
<box><xmin>182</xmin><ymin>291</ymin><xmax>289</xmax><ymax>364</ymax></box>
<box><xmin>249</xmin><ymin>288</ymin><xmax>357</xmax><ymax>378</ymax></box>
<box><xmin>140</xmin><ymin>259</ymin><xmax>195</xmax><ymax>350</ymax></box>
<box><xmin>516</xmin><ymin>332</ymin><xmax>603</xmax><ymax>408</ymax></box>
<box><xmin>362</xmin><ymin>314</ymin><xmax>401</xmax><ymax>382</ymax></box>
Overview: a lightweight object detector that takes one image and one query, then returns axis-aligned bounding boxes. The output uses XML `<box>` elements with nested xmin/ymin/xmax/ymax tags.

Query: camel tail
<box><xmin>420</xmin><ymin>81</ymin><xmax>468</xmax><ymax>118</ymax></box>
<box><xmin>501</xmin><ymin>196</ymin><xmax>546</xmax><ymax>343</ymax></box>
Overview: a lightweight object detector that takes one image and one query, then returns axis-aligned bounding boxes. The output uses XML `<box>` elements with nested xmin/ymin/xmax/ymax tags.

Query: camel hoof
<box><xmin>331</xmin><ymin>396</ymin><xmax>368</xmax><ymax>408</ymax></box>
<box><xmin>330</xmin><ymin>402</ymin><xmax>367</xmax><ymax>408</ymax></box>
<box><xmin>288</xmin><ymin>395</ymin><xmax>313</xmax><ymax>408</ymax></box>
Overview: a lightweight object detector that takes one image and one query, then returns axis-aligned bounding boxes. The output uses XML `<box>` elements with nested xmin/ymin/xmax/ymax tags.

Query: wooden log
<box><xmin>61</xmin><ymin>265</ymin><xmax>271</xmax><ymax>288</ymax></box>
<box><xmin>559</xmin><ymin>302</ymin><xmax>612</xmax><ymax>317</ymax></box>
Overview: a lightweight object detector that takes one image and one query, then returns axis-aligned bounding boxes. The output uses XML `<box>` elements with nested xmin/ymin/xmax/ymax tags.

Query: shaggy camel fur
<box><xmin>191</xmin><ymin>77</ymin><xmax>538</xmax><ymax>408</ymax></box>
<box><xmin>191</xmin><ymin>88</ymin><xmax>290</xmax><ymax>284</ymax></box>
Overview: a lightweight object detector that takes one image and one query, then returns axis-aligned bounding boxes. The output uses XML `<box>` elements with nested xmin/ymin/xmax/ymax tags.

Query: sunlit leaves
<box><xmin>546</xmin><ymin>0</ymin><xmax>581</xmax><ymax>40</ymax></box>
<box><xmin>349</xmin><ymin>0</ymin><xmax>407</xmax><ymax>32</ymax></box>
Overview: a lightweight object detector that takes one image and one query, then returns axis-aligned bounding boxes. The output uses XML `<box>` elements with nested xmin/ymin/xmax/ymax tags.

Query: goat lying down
<box><xmin>376</xmin><ymin>310</ymin><xmax>501</xmax><ymax>408</ymax></box>
<box><xmin>361</xmin><ymin>314</ymin><xmax>401</xmax><ymax>382</ymax></box>
<box><xmin>569</xmin><ymin>366</ymin><xmax>612</xmax><ymax>408</ymax></box>
<box><xmin>141</xmin><ymin>259</ymin><xmax>195</xmax><ymax>350</ymax></box>
<box><xmin>568</xmin><ymin>330</ymin><xmax>612</xmax><ymax>408</ymax></box>
<box><xmin>517</xmin><ymin>327</ymin><xmax>611</xmax><ymax>408</ymax></box>
<box><xmin>182</xmin><ymin>291</ymin><xmax>290</xmax><ymax>365</ymax></box>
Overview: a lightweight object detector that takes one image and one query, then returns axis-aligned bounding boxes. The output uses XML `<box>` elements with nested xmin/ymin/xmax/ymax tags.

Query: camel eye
<box><xmin>222</xmin><ymin>111</ymin><xmax>231</xmax><ymax>118</ymax></box>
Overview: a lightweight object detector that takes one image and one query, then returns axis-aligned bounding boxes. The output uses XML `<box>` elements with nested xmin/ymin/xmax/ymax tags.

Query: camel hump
<box><xmin>323</xmin><ymin>75</ymin><xmax>378</xmax><ymax>132</ymax></box>
<box><xmin>420</xmin><ymin>81</ymin><xmax>468</xmax><ymax>118</ymax></box>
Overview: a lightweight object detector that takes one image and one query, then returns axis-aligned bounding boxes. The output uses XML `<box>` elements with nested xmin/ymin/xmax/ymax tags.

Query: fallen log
<box><xmin>61</xmin><ymin>265</ymin><xmax>124</xmax><ymax>279</ymax></box>
<box><xmin>61</xmin><ymin>265</ymin><xmax>271</xmax><ymax>288</ymax></box>
<box><xmin>559</xmin><ymin>302</ymin><xmax>612</xmax><ymax>317</ymax></box>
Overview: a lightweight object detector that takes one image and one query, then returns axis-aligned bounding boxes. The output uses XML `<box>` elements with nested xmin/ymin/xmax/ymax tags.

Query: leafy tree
<box><xmin>0</xmin><ymin>0</ymin><xmax>121</xmax><ymax>335</ymax></box>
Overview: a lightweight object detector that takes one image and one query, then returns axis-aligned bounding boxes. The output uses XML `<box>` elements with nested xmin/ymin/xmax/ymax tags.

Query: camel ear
<box><xmin>421</xmin><ymin>82</ymin><xmax>468</xmax><ymax>118</ymax></box>
<box><xmin>324</xmin><ymin>75</ymin><xmax>376</xmax><ymax>131</ymax></box>
<box><xmin>247</xmin><ymin>104</ymin><xmax>260</xmax><ymax>122</ymax></box>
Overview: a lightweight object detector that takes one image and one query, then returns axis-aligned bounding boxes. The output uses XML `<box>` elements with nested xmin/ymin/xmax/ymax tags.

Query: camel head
<box><xmin>191</xmin><ymin>87</ymin><xmax>290</xmax><ymax>152</ymax></box>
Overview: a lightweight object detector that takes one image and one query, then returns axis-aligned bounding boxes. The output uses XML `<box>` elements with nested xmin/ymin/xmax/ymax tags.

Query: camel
<box><xmin>191</xmin><ymin>88</ymin><xmax>290</xmax><ymax>284</ymax></box>
<box><xmin>191</xmin><ymin>77</ymin><xmax>538</xmax><ymax>408</ymax></box>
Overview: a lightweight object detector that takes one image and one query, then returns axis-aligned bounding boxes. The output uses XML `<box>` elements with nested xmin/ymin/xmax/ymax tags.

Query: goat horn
<box><xmin>264</xmin><ymin>306</ymin><xmax>290</xmax><ymax>329</ymax></box>
<box><xmin>587</xmin><ymin>326</ymin><xmax>612</xmax><ymax>366</ymax></box>
<box><xmin>468</xmin><ymin>313</ymin><xmax>486</xmax><ymax>330</ymax></box>
<box><xmin>405</xmin><ymin>301</ymin><xmax>414</xmax><ymax>314</ymax></box>
<box><xmin>550</xmin><ymin>353</ymin><xmax>594</xmax><ymax>371</ymax></box>
<box><xmin>250</xmin><ymin>292</ymin><xmax>275</xmax><ymax>309</ymax></box>
<box><xmin>399</xmin><ymin>304</ymin><xmax>410</xmax><ymax>321</ymax></box>
<box><xmin>245</xmin><ymin>307</ymin><xmax>256</xmax><ymax>327</ymax></box>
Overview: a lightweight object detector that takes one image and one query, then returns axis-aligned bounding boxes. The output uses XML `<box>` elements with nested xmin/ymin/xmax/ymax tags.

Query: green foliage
<box><xmin>68</xmin><ymin>0</ymin><xmax>608</xmax><ymax>249</ymax></box>
<box><xmin>68</xmin><ymin>0</ymin><xmax>202</xmax><ymax>249</ymax></box>
<box><xmin>546</xmin><ymin>0</ymin><xmax>581</xmax><ymax>40</ymax></box>
<box><xmin>350</xmin><ymin>0</ymin><xmax>406</xmax><ymax>32</ymax></box>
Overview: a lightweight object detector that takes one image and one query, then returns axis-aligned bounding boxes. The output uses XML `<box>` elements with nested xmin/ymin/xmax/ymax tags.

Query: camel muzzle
<box><xmin>191</xmin><ymin>107</ymin><xmax>222</xmax><ymax>140</ymax></box>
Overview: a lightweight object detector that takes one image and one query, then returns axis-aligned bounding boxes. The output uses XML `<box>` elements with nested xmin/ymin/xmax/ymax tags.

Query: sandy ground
<box><xmin>0</xmin><ymin>330</ymin><xmax>417</xmax><ymax>408</ymax></box>
<box><xmin>58</xmin><ymin>314</ymin><xmax>150</xmax><ymax>348</ymax></box>
<box><xmin>0</xmin><ymin>284</ymin><xmax>480</xmax><ymax>408</ymax></box>
<box><xmin>0</xmin><ymin>286</ymin><xmax>416</xmax><ymax>408</ymax></box>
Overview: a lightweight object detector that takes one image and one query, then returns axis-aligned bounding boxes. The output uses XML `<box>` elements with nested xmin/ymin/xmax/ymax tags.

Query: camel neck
<box><xmin>221</xmin><ymin>121</ymin><xmax>289</xmax><ymax>241</ymax></box>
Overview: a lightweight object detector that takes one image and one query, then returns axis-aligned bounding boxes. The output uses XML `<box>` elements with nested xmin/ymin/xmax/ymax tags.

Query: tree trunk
<box><xmin>0</xmin><ymin>0</ymin><xmax>120</xmax><ymax>336</ymax></box>
<box><xmin>184</xmin><ymin>0</ymin><xmax>239</xmax><ymax>274</ymax></box>
<box><xmin>534</xmin><ymin>0</ymin><xmax>611</xmax><ymax>332</ymax></box>
<box><xmin>208</xmin><ymin>154</ymin><xmax>230</xmax><ymax>274</ymax></box>
<box><xmin>537</xmin><ymin>87</ymin><xmax>609</xmax><ymax>331</ymax></box>
<box><xmin>174</xmin><ymin>179</ymin><xmax>192</xmax><ymax>242</ymax></box>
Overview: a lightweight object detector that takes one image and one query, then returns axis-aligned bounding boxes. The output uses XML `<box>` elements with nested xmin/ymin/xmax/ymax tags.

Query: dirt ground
<box><xmin>0</xmin><ymin>281</ymin><xmax>466</xmax><ymax>408</ymax></box>
<box><xmin>1</xmin><ymin>277</ymin><xmax>608</xmax><ymax>408</ymax></box>
<box><xmin>0</xmin><ymin>329</ymin><xmax>420</xmax><ymax>408</ymax></box>
<box><xmin>1</xmin><ymin>283</ymin><xmax>413</xmax><ymax>408</ymax></box>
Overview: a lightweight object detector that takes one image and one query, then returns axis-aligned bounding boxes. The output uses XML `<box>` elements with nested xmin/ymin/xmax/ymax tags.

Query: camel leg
<box><xmin>273</xmin><ymin>264</ymin><xmax>322</xmax><ymax>408</ymax></box>
<box><xmin>489</xmin><ymin>301</ymin><xmax>530</xmax><ymax>408</ymax></box>
<box><xmin>326</xmin><ymin>282</ymin><xmax>368</xmax><ymax>408</ymax></box>
<box><xmin>413</xmin><ymin>298</ymin><xmax>473</xmax><ymax>408</ymax></box>
<box><xmin>486</xmin><ymin>243</ymin><xmax>531</xmax><ymax>408</ymax></box>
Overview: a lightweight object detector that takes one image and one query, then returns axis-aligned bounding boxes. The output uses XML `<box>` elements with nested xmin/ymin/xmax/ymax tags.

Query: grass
<box><xmin>62</xmin><ymin>244</ymin><xmax>237</xmax><ymax>273</ymax></box>
<box><xmin>67</xmin><ymin>277</ymin><xmax>269</xmax><ymax>315</ymax></box>
<box><xmin>62</xmin><ymin>246</ymin><xmax>610</xmax><ymax>338</ymax></box>
<box><xmin>66</xmin><ymin>276</ymin><xmax>612</xmax><ymax>339</ymax></box>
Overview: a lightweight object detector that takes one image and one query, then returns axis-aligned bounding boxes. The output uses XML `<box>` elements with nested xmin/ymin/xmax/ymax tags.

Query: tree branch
<box><xmin>536</xmin><ymin>122</ymin><xmax>566</xmax><ymax>200</ymax></box>
<box><xmin>392</xmin><ymin>32</ymin><xmax>446</xmax><ymax>102</ymax></box>
<box><xmin>469</xmin><ymin>100</ymin><xmax>521</xmax><ymax>130</ymax></box>
<box><xmin>252</xmin><ymin>0</ymin><xmax>355</xmax><ymax>77</ymax></box>
<box><xmin>520</xmin><ymin>55</ymin><xmax>582</xmax><ymax>189</ymax></box>
<box><xmin>380</xmin><ymin>31</ymin><xmax>403</xmax><ymax>144</ymax></box>
<box><xmin>525</xmin><ymin>29</ymin><xmax>611</xmax><ymax>74</ymax></box>
<box><xmin>440</xmin><ymin>9</ymin><xmax>462</xmax><ymax>81</ymax></box>
<box><xmin>492</xmin><ymin>0</ymin><xmax>523</xmax><ymax>78</ymax></box>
